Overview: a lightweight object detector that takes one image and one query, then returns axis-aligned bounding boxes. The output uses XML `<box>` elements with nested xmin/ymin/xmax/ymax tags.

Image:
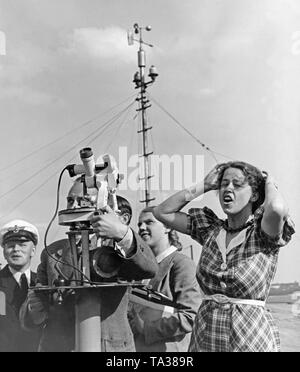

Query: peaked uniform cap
<box><xmin>0</xmin><ymin>220</ymin><xmax>39</xmax><ymax>247</ymax></box>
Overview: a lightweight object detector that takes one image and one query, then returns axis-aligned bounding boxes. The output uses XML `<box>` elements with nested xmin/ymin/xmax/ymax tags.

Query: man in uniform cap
<box><xmin>0</xmin><ymin>219</ymin><xmax>41</xmax><ymax>352</ymax></box>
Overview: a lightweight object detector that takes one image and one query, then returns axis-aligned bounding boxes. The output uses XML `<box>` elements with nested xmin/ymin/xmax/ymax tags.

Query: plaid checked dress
<box><xmin>187</xmin><ymin>206</ymin><xmax>295</xmax><ymax>352</ymax></box>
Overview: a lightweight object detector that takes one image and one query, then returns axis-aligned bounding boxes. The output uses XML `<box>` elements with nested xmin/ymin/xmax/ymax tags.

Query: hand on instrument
<box><xmin>90</xmin><ymin>205</ymin><xmax>128</xmax><ymax>242</ymax></box>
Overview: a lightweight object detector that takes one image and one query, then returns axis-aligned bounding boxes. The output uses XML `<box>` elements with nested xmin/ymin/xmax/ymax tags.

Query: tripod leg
<box><xmin>81</xmin><ymin>230</ymin><xmax>91</xmax><ymax>285</ymax></box>
<box><xmin>69</xmin><ymin>233</ymin><xmax>80</xmax><ymax>284</ymax></box>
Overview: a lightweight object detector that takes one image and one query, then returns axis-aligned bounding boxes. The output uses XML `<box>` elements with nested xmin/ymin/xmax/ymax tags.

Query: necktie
<box><xmin>19</xmin><ymin>273</ymin><xmax>29</xmax><ymax>296</ymax></box>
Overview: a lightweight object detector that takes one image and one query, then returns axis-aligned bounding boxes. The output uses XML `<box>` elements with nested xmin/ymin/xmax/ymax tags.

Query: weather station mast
<box><xmin>128</xmin><ymin>23</ymin><xmax>158</xmax><ymax>207</ymax></box>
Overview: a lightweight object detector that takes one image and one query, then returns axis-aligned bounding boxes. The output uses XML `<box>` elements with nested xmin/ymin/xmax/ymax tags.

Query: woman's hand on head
<box><xmin>204</xmin><ymin>164</ymin><xmax>225</xmax><ymax>193</ymax></box>
<box><xmin>262</xmin><ymin>170</ymin><xmax>278</xmax><ymax>189</ymax></box>
<box><xmin>261</xmin><ymin>170</ymin><xmax>268</xmax><ymax>181</ymax></box>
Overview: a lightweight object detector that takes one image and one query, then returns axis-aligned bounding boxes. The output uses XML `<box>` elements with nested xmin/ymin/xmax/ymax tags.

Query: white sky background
<box><xmin>0</xmin><ymin>0</ymin><xmax>299</xmax><ymax>283</ymax></box>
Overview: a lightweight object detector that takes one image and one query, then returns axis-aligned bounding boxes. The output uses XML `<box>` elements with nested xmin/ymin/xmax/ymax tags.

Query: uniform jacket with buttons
<box><xmin>0</xmin><ymin>265</ymin><xmax>41</xmax><ymax>352</ymax></box>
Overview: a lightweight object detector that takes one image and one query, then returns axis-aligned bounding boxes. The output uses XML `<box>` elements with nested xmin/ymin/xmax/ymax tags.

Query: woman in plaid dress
<box><xmin>153</xmin><ymin>161</ymin><xmax>295</xmax><ymax>352</ymax></box>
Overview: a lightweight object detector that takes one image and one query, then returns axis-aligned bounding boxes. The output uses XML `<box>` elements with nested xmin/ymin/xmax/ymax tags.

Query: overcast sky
<box><xmin>0</xmin><ymin>0</ymin><xmax>299</xmax><ymax>283</ymax></box>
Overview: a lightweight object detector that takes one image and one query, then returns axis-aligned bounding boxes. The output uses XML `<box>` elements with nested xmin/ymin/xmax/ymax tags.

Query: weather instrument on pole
<box><xmin>127</xmin><ymin>23</ymin><xmax>158</xmax><ymax>207</ymax></box>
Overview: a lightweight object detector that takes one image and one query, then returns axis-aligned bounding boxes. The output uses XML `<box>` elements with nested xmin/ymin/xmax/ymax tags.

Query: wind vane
<box><xmin>127</xmin><ymin>23</ymin><xmax>158</xmax><ymax>207</ymax></box>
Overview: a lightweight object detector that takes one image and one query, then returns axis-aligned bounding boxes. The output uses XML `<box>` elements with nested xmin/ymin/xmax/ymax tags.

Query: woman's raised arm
<box><xmin>261</xmin><ymin>173</ymin><xmax>289</xmax><ymax>238</ymax></box>
<box><xmin>153</xmin><ymin>164</ymin><xmax>223</xmax><ymax>234</ymax></box>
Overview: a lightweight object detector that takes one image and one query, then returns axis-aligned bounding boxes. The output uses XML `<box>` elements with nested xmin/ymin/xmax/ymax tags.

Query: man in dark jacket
<box><xmin>0</xmin><ymin>220</ymin><xmax>41</xmax><ymax>352</ymax></box>
<box><xmin>21</xmin><ymin>195</ymin><xmax>158</xmax><ymax>352</ymax></box>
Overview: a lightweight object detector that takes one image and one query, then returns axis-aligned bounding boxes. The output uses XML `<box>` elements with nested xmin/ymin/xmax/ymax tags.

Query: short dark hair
<box><xmin>217</xmin><ymin>161</ymin><xmax>265</xmax><ymax>213</ymax></box>
<box><xmin>117</xmin><ymin>195</ymin><xmax>132</xmax><ymax>225</ymax></box>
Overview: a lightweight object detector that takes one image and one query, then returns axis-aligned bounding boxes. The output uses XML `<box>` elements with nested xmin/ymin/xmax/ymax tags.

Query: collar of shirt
<box><xmin>156</xmin><ymin>245</ymin><xmax>177</xmax><ymax>264</ymax></box>
<box><xmin>142</xmin><ymin>246</ymin><xmax>177</xmax><ymax>286</ymax></box>
<box><xmin>114</xmin><ymin>227</ymin><xmax>134</xmax><ymax>258</ymax></box>
<box><xmin>8</xmin><ymin>266</ymin><xmax>31</xmax><ymax>286</ymax></box>
<box><xmin>216</xmin><ymin>228</ymin><xmax>247</xmax><ymax>264</ymax></box>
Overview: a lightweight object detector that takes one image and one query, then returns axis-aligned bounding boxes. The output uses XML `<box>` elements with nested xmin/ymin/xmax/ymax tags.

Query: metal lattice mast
<box><xmin>128</xmin><ymin>24</ymin><xmax>158</xmax><ymax>207</ymax></box>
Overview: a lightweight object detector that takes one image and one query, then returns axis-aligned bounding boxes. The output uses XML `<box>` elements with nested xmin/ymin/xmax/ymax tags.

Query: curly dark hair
<box><xmin>217</xmin><ymin>161</ymin><xmax>265</xmax><ymax>213</ymax></box>
<box><xmin>139</xmin><ymin>206</ymin><xmax>183</xmax><ymax>250</ymax></box>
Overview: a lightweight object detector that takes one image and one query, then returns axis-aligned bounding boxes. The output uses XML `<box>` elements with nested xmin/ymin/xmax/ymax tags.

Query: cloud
<box><xmin>0</xmin><ymin>85</ymin><xmax>59</xmax><ymax>105</ymax></box>
<box><xmin>0</xmin><ymin>30</ymin><xmax>6</xmax><ymax>56</ymax></box>
<box><xmin>0</xmin><ymin>40</ymin><xmax>61</xmax><ymax>105</ymax></box>
<box><xmin>65</xmin><ymin>26</ymin><xmax>136</xmax><ymax>65</ymax></box>
<box><xmin>197</xmin><ymin>88</ymin><xmax>216</xmax><ymax>97</ymax></box>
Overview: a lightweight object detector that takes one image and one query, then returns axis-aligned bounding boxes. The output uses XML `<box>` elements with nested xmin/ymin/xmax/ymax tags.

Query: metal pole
<box><xmin>72</xmin><ymin>230</ymin><xmax>101</xmax><ymax>352</ymax></box>
<box><xmin>137</xmin><ymin>26</ymin><xmax>154</xmax><ymax>207</ymax></box>
<box><xmin>75</xmin><ymin>289</ymin><xmax>101</xmax><ymax>352</ymax></box>
<box><xmin>81</xmin><ymin>229</ymin><xmax>91</xmax><ymax>285</ymax></box>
